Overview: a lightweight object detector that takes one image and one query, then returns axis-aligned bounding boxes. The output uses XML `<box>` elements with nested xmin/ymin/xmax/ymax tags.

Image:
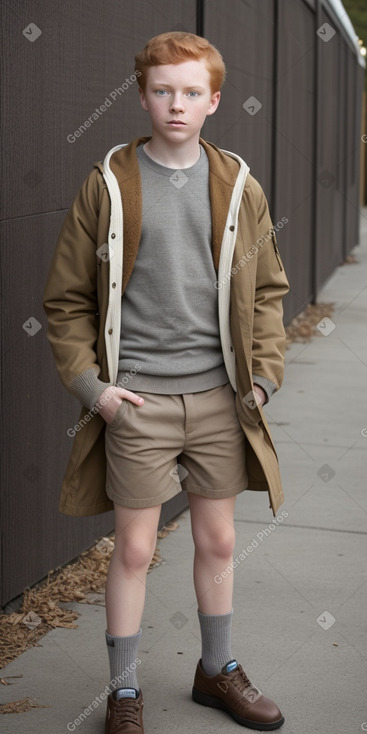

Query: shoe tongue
<box><xmin>222</xmin><ymin>659</ymin><xmax>239</xmax><ymax>675</ymax></box>
<box><xmin>113</xmin><ymin>688</ymin><xmax>138</xmax><ymax>701</ymax></box>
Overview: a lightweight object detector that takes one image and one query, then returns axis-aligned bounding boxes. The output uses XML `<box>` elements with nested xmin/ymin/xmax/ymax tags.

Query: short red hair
<box><xmin>135</xmin><ymin>31</ymin><xmax>226</xmax><ymax>94</ymax></box>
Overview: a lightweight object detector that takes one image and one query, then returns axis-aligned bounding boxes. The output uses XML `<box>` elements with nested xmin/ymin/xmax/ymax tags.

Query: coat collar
<box><xmin>108</xmin><ymin>136</ymin><xmax>241</xmax><ymax>294</ymax></box>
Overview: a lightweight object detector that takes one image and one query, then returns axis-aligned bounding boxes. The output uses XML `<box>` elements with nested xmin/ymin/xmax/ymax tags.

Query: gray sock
<box><xmin>198</xmin><ymin>609</ymin><xmax>233</xmax><ymax>676</ymax></box>
<box><xmin>105</xmin><ymin>628</ymin><xmax>142</xmax><ymax>691</ymax></box>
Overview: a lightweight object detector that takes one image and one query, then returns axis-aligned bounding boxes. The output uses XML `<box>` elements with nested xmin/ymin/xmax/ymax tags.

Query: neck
<box><xmin>144</xmin><ymin>133</ymin><xmax>201</xmax><ymax>169</ymax></box>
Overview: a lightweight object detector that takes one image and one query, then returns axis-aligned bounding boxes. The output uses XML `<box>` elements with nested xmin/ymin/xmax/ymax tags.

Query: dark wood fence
<box><xmin>0</xmin><ymin>0</ymin><xmax>364</xmax><ymax>606</ymax></box>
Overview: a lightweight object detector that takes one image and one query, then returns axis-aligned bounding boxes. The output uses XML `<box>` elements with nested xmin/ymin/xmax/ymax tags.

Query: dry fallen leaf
<box><xmin>163</xmin><ymin>521</ymin><xmax>179</xmax><ymax>532</ymax></box>
<box><xmin>342</xmin><ymin>254</ymin><xmax>358</xmax><ymax>265</ymax></box>
<box><xmin>0</xmin><ymin>523</ymin><xmax>179</xmax><ymax>668</ymax></box>
<box><xmin>0</xmin><ymin>676</ymin><xmax>23</xmax><ymax>686</ymax></box>
<box><xmin>10</xmin><ymin>613</ymin><xmax>24</xmax><ymax>626</ymax></box>
<box><xmin>0</xmin><ymin>697</ymin><xmax>49</xmax><ymax>714</ymax></box>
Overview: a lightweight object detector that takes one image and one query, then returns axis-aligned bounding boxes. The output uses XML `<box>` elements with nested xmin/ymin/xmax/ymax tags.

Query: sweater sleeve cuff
<box><xmin>252</xmin><ymin>374</ymin><xmax>278</xmax><ymax>404</ymax></box>
<box><xmin>68</xmin><ymin>368</ymin><xmax>111</xmax><ymax>410</ymax></box>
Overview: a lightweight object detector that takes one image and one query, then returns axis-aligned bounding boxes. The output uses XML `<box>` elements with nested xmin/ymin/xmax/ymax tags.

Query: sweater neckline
<box><xmin>137</xmin><ymin>142</ymin><xmax>206</xmax><ymax>177</ymax></box>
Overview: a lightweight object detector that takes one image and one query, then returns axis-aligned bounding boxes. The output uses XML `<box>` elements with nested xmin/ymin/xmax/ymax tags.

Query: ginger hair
<box><xmin>134</xmin><ymin>31</ymin><xmax>226</xmax><ymax>94</ymax></box>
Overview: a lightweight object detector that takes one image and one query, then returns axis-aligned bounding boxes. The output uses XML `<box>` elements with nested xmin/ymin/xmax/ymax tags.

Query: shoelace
<box><xmin>229</xmin><ymin>664</ymin><xmax>253</xmax><ymax>693</ymax></box>
<box><xmin>112</xmin><ymin>699</ymin><xmax>141</xmax><ymax>729</ymax></box>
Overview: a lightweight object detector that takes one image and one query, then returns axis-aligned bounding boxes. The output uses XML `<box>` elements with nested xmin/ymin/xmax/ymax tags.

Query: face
<box><xmin>138</xmin><ymin>59</ymin><xmax>221</xmax><ymax>143</ymax></box>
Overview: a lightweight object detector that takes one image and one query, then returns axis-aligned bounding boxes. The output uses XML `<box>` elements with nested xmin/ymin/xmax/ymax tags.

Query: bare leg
<box><xmin>105</xmin><ymin>503</ymin><xmax>162</xmax><ymax>636</ymax></box>
<box><xmin>188</xmin><ymin>493</ymin><xmax>237</xmax><ymax>614</ymax></box>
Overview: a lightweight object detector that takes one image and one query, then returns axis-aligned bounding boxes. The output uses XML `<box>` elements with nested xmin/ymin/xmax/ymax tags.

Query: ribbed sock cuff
<box><xmin>105</xmin><ymin>628</ymin><xmax>142</xmax><ymax>691</ymax></box>
<box><xmin>198</xmin><ymin>609</ymin><xmax>233</xmax><ymax>677</ymax></box>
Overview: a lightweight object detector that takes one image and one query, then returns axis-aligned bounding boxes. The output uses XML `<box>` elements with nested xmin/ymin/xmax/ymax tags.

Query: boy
<box><xmin>44</xmin><ymin>31</ymin><xmax>289</xmax><ymax>733</ymax></box>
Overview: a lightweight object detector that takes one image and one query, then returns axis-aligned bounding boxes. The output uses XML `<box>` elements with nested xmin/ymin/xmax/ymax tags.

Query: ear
<box><xmin>138</xmin><ymin>86</ymin><xmax>149</xmax><ymax>112</ymax></box>
<box><xmin>206</xmin><ymin>90</ymin><xmax>221</xmax><ymax>117</ymax></box>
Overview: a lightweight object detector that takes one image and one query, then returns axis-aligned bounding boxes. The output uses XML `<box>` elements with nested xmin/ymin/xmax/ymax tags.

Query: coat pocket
<box><xmin>235</xmin><ymin>389</ymin><xmax>262</xmax><ymax>426</ymax></box>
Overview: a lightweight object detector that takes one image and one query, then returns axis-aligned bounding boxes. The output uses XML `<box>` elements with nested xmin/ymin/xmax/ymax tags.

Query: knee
<box><xmin>114</xmin><ymin>535</ymin><xmax>156</xmax><ymax>571</ymax></box>
<box><xmin>195</xmin><ymin>524</ymin><xmax>235</xmax><ymax>561</ymax></box>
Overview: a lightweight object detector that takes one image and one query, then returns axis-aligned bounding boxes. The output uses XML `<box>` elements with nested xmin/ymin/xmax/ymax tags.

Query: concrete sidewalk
<box><xmin>1</xmin><ymin>212</ymin><xmax>367</xmax><ymax>734</ymax></box>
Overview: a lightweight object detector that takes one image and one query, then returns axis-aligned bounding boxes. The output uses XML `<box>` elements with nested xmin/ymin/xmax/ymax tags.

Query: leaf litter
<box><xmin>285</xmin><ymin>302</ymin><xmax>335</xmax><ymax>345</ymax></box>
<box><xmin>0</xmin><ymin>522</ymin><xmax>179</xmax><ymax>713</ymax></box>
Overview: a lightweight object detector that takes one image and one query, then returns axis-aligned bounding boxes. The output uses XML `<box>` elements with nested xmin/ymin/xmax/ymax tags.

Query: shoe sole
<box><xmin>192</xmin><ymin>687</ymin><xmax>285</xmax><ymax>731</ymax></box>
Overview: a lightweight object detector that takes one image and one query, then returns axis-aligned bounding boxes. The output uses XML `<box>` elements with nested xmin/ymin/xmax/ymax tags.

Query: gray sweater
<box><xmin>69</xmin><ymin>144</ymin><xmax>272</xmax><ymax>409</ymax></box>
<box><xmin>117</xmin><ymin>143</ymin><xmax>228</xmax><ymax>394</ymax></box>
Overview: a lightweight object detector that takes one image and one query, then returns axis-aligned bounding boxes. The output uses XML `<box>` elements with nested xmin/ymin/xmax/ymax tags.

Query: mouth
<box><xmin>168</xmin><ymin>120</ymin><xmax>186</xmax><ymax>125</ymax></box>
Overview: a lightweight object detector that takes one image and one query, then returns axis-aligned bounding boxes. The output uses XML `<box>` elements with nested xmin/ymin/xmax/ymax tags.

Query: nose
<box><xmin>170</xmin><ymin>93</ymin><xmax>185</xmax><ymax>112</ymax></box>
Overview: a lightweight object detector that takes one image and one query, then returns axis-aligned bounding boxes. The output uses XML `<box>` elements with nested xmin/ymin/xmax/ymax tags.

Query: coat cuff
<box><xmin>68</xmin><ymin>367</ymin><xmax>111</xmax><ymax>410</ymax></box>
<box><xmin>252</xmin><ymin>374</ymin><xmax>278</xmax><ymax>404</ymax></box>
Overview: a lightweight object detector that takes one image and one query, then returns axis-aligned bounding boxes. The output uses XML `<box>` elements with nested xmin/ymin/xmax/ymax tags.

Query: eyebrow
<box><xmin>151</xmin><ymin>83</ymin><xmax>206</xmax><ymax>91</ymax></box>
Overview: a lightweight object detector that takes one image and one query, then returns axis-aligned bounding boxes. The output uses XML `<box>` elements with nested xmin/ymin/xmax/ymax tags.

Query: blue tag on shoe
<box><xmin>113</xmin><ymin>688</ymin><xmax>138</xmax><ymax>700</ymax></box>
<box><xmin>224</xmin><ymin>660</ymin><xmax>238</xmax><ymax>674</ymax></box>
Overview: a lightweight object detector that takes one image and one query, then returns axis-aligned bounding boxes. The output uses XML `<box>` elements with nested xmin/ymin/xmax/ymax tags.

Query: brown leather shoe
<box><xmin>105</xmin><ymin>688</ymin><xmax>144</xmax><ymax>733</ymax></box>
<box><xmin>192</xmin><ymin>659</ymin><xmax>284</xmax><ymax>730</ymax></box>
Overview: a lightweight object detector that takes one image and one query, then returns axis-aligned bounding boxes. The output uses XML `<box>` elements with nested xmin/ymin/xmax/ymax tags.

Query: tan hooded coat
<box><xmin>43</xmin><ymin>136</ymin><xmax>289</xmax><ymax>517</ymax></box>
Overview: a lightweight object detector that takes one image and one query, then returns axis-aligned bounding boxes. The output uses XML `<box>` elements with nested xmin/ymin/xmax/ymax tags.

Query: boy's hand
<box><xmin>96</xmin><ymin>386</ymin><xmax>144</xmax><ymax>424</ymax></box>
<box><xmin>253</xmin><ymin>384</ymin><xmax>267</xmax><ymax>407</ymax></box>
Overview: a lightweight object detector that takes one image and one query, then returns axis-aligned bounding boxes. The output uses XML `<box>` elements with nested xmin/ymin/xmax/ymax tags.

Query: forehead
<box><xmin>146</xmin><ymin>59</ymin><xmax>210</xmax><ymax>86</ymax></box>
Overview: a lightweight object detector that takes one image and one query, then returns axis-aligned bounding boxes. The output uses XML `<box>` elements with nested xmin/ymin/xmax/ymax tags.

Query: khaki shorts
<box><xmin>105</xmin><ymin>382</ymin><xmax>248</xmax><ymax>508</ymax></box>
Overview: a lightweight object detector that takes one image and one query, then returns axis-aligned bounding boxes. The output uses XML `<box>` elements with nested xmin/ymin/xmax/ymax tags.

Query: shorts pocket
<box><xmin>106</xmin><ymin>400</ymin><xmax>128</xmax><ymax>430</ymax></box>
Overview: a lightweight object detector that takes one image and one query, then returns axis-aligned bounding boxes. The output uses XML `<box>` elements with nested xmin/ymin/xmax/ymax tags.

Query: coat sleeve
<box><xmin>250</xmin><ymin>181</ymin><xmax>290</xmax><ymax>395</ymax></box>
<box><xmin>43</xmin><ymin>169</ymin><xmax>110</xmax><ymax>408</ymax></box>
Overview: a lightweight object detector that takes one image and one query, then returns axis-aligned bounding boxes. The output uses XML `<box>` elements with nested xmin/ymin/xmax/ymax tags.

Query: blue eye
<box><xmin>188</xmin><ymin>91</ymin><xmax>199</xmax><ymax>97</ymax></box>
<box><xmin>156</xmin><ymin>90</ymin><xmax>168</xmax><ymax>95</ymax></box>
